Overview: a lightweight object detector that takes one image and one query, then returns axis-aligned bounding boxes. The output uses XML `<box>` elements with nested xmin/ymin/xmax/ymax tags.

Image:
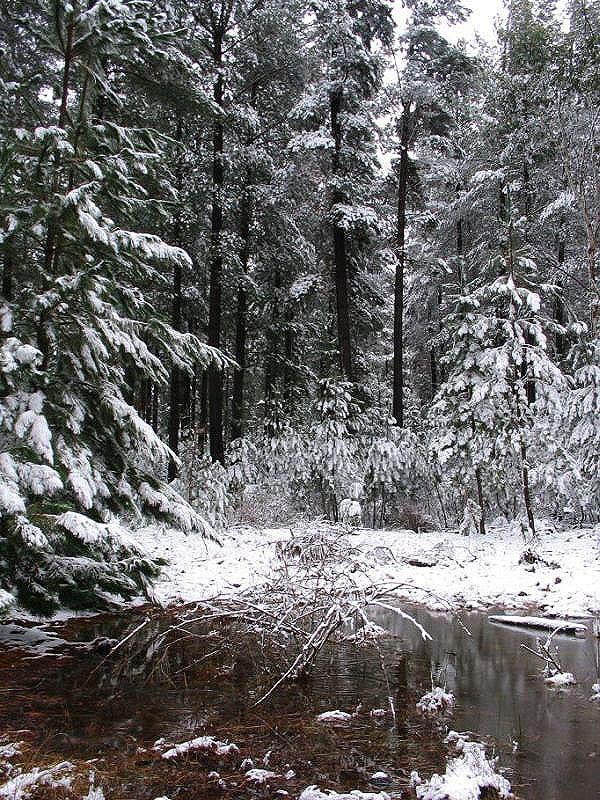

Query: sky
<box><xmin>392</xmin><ymin>0</ymin><xmax>505</xmax><ymax>45</ymax></box>
<box><xmin>439</xmin><ymin>0</ymin><xmax>505</xmax><ymax>44</ymax></box>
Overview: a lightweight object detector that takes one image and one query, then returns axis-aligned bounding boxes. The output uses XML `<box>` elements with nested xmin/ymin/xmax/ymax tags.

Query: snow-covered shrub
<box><xmin>416</xmin><ymin>686</ymin><xmax>455</xmax><ymax>716</ymax></box>
<box><xmin>307</xmin><ymin>380</ymin><xmax>360</xmax><ymax>520</ymax></box>
<box><xmin>363</xmin><ymin>425</ymin><xmax>420</xmax><ymax>528</ymax></box>
<box><xmin>186</xmin><ymin>455</ymin><xmax>232</xmax><ymax>532</ymax></box>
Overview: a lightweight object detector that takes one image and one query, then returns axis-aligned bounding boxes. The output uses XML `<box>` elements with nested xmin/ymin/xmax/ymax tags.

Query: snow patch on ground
<box><xmin>316</xmin><ymin>710</ymin><xmax>353</xmax><ymax>724</ymax></box>
<box><xmin>414</xmin><ymin>731</ymin><xmax>513</xmax><ymax>800</ymax></box>
<box><xmin>299</xmin><ymin>788</ymin><xmax>390</xmax><ymax>800</ymax></box>
<box><xmin>161</xmin><ymin>736</ymin><xmax>238</xmax><ymax>760</ymax></box>
<box><xmin>131</xmin><ymin>522</ymin><xmax>600</xmax><ymax>616</ymax></box>
<box><xmin>245</xmin><ymin>768</ymin><xmax>279</xmax><ymax>784</ymax></box>
<box><xmin>0</xmin><ymin>761</ymin><xmax>73</xmax><ymax>799</ymax></box>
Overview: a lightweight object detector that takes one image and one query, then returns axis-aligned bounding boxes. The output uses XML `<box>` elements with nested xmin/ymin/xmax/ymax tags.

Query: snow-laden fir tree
<box><xmin>0</xmin><ymin>0</ymin><xmax>224</xmax><ymax>614</ymax></box>
<box><xmin>430</xmin><ymin>215</ymin><xmax>566</xmax><ymax>536</ymax></box>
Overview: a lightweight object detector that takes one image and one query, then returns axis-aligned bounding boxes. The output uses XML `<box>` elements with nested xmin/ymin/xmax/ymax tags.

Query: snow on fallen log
<box><xmin>161</xmin><ymin>736</ymin><xmax>239</xmax><ymax>760</ymax></box>
<box><xmin>489</xmin><ymin>615</ymin><xmax>587</xmax><ymax>636</ymax></box>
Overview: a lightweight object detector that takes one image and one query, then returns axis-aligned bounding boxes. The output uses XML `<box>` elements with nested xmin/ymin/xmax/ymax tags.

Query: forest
<box><xmin>2</xmin><ymin>2</ymin><xmax>600</xmax><ymax>799</ymax></box>
<box><xmin>1</xmin><ymin>0</ymin><xmax>600</xmax><ymax>610</ymax></box>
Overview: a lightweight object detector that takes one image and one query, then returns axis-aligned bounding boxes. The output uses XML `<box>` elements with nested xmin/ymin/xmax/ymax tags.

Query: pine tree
<box><xmin>0</xmin><ymin>0</ymin><xmax>224</xmax><ymax>614</ymax></box>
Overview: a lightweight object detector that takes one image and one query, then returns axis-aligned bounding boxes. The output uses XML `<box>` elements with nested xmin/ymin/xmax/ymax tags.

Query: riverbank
<box><xmin>134</xmin><ymin>520</ymin><xmax>600</xmax><ymax>618</ymax></box>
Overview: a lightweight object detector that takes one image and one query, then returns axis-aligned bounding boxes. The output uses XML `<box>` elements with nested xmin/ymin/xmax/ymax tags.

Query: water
<box><xmin>0</xmin><ymin>604</ymin><xmax>599</xmax><ymax>799</ymax></box>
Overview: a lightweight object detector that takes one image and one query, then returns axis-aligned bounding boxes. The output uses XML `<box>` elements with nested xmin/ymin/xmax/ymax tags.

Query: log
<box><xmin>489</xmin><ymin>615</ymin><xmax>587</xmax><ymax>637</ymax></box>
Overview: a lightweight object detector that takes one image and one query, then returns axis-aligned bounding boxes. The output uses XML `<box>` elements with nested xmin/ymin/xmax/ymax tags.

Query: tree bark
<box><xmin>475</xmin><ymin>466</ymin><xmax>486</xmax><ymax>536</ymax></box>
<box><xmin>555</xmin><ymin>231</ymin><xmax>567</xmax><ymax>357</ymax></box>
<box><xmin>329</xmin><ymin>89</ymin><xmax>353</xmax><ymax>381</ymax></box>
<box><xmin>168</xmin><ymin>118</ymin><xmax>184</xmax><ymax>481</ymax></box>
<box><xmin>393</xmin><ymin>108</ymin><xmax>411</xmax><ymax>426</ymax></box>
<box><xmin>207</xmin><ymin>33</ymin><xmax>226</xmax><ymax>464</ymax></box>
<box><xmin>2</xmin><ymin>241</ymin><xmax>13</xmax><ymax>302</ymax></box>
<box><xmin>231</xmin><ymin>180</ymin><xmax>252</xmax><ymax>441</ymax></box>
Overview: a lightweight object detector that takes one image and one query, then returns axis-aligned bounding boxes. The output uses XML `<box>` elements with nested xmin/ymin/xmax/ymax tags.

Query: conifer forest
<box><xmin>1</xmin><ymin>2</ymin><xmax>600</xmax><ymax>799</ymax></box>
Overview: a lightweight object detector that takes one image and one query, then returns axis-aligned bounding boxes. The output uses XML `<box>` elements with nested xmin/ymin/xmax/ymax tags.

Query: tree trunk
<box><xmin>168</xmin><ymin>118</ymin><xmax>184</xmax><ymax>481</ymax></box>
<box><xmin>283</xmin><ymin>307</ymin><xmax>294</xmax><ymax>407</ymax></box>
<box><xmin>231</xmin><ymin>182</ymin><xmax>251</xmax><ymax>441</ymax></box>
<box><xmin>329</xmin><ymin>89</ymin><xmax>353</xmax><ymax>381</ymax></box>
<box><xmin>475</xmin><ymin>466</ymin><xmax>486</xmax><ymax>536</ymax></box>
<box><xmin>520</xmin><ymin>438</ymin><xmax>535</xmax><ymax>536</ymax></box>
<box><xmin>2</xmin><ymin>241</ymin><xmax>13</xmax><ymax>302</ymax></box>
<box><xmin>393</xmin><ymin>108</ymin><xmax>411</xmax><ymax>426</ymax></box>
<box><xmin>207</xmin><ymin>35</ymin><xmax>226</xmax><ymax>464</ymax></box>
<box><xmin>555</xmin><ymin>232</ymin><xmax>567</xmax><ymax>357</ymax></box>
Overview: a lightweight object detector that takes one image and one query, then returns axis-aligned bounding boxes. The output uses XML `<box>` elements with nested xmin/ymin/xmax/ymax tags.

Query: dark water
<box><xmin>365</xmin><ymin>605</ymin><xmax>600</xmax><ymax>800</ymax></box>
<box><xmin>0</xmin><ymin>604</ymin><xmax>599</xmax><ymax>799</ymax></box>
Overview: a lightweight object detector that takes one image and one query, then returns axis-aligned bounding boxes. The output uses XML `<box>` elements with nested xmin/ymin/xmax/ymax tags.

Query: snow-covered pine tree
<box><xmin>430</xmin><ymin>214</ymin><xmax>566</xmax><ymax>536</ymax></box>
<box><xmin>0</xmin><ymin>0</ymin><xmax>224</xmax><ymax>614</ymax></box>
<box><xmin>288</xmin><ymin>0</ymin><xmax>393</xmax><ymax>384</ymax></box>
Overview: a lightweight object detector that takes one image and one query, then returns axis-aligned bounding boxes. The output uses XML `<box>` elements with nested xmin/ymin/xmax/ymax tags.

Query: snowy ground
<box><xmin>134</xmin><ymin>521</ymin><xmax>600</xmax><ymax>618</ymax></box>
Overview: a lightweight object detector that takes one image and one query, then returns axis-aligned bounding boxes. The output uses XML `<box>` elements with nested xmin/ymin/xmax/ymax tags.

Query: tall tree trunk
<box><xmin>393</xmin><ymin>108</ymin><xmax>411</xmax><ymax>426</ymax></box>
<box><xmin>520</xmin><ymin>438</ymin><xmax>535</xmax><ymax>536</ymax></box>
<box><xmin>283</xmin><ymin>307</ymin><xmax>294</xmax><ymax>407</ymax></box>
<box><xmin>207</xmin><ymin>35</ymin><xmax>226</xmax><ymax>464</ymax></box>
<box><xmin>475</xmin><ymin>466</ymin><xmax>486</xmax><ymax>536</ymax></box>
<box><xmin>2</xmin><ymin>240</ymin><xmax>13</xmax><ymax>302</ymax></box>
<box><xmin>231</xmin><ymin>180</ymin><xmax>251</xmax><ymax>442</ymax></box>
<box><xmin>329</xmin><ymin>89</ymin><xmax>353</xmax><ymax>381</ymax></box>
<box><xmin>168</xmin><ymin>118</ymin><xmax>184</xmax><ymax>481</ymax></box>
<box><xmin>555</xmin><ymin>230</ymin><xmax>566</xmax><ymax>357</ymax></box>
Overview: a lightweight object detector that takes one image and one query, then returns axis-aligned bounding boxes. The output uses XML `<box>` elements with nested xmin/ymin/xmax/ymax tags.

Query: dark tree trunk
<box><xmin>475</xmin><ymin>467</ymin><xmax>486</xmax><ymax>536</ymax></box>
<box><xmin>231</xmin><ymin>182</ymin><xmax>251</xmax><ymax>442</ymax></box>
<box><xmin>555</xmin><ymin>232</ymin><xmax>567</xmax><ymax>357</ymax></box>
<box><xmin>2</xmin><ymin>242</ymin><xmax>13</xmax><ymax>302</ymax></box>
<box><xmin>264</xmin><ymin>268</ymin><xmax>282</xmax><ymax>411</ymax></box>
<box><xmin>168</xmin><ymin>118</ymin><xmax>184</xmax><ymax>481</ymax></box>
<box><xmin>430</xmin><ymin>347</ymin><xmax>438</xmax><ymax>398</ymax></box>
<box><xmin>283</xmin><ymin>308</ymin><xmax>294</xmax><ymax>407</ymax></box>
<box><xmin>207</xmin><ymin>35</ymin><xmax>226</xmax><ymax>464</ymax></box>
<box><xmin>199</xmin><ymin>370</ymin><xmax>208</xmax><ymax>453</ymax></box>
<box><xmin>393</xmin><ymin>108</ymin><xmax>411</xmax><ymax>426</ymax></box>
<box><xmin>329</xmin><ymin>89</ymin><xmax>353</xmax><ymax>381</ymax></box>
<box><xmin>521</xmin><ymin>438</ymin><xmax>535</xmax><ymax>536</ymax></box>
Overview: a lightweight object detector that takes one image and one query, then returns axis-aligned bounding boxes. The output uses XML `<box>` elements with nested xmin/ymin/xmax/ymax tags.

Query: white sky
<box><xmin>438</xmin><ymin>0</ymin><xmax>505</xmax><ymax>44</ymax></box>
<box><xmin>391</xmin><ymin>0</ymin><xmax>505</xmax><ymax>45</ymax></box>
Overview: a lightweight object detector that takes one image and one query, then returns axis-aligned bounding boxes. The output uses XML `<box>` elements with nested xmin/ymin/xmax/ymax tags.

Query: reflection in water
<box><xmin>0</xmin><ymin>605</ymin><xmax>598</xmax><ymax>799</ymax></box>
<box><xmin>365</xmin><ymin>605</ymin><xmax>600</xmax><ymax>800</ymax></box>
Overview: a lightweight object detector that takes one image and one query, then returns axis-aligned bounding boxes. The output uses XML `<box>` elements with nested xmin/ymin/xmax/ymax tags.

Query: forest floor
<box><xmin>135</xmin><ymin>519</ymin><xmax>600</xmax><ymax>619</ymax></box>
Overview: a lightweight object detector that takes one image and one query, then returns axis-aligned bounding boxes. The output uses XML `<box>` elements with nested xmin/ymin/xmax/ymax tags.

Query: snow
<box><xmin>417</xmin><ymin>687</ymin><xmax>455</xmax><ymax>715</ymax></box>
<box><xmin>245</xmin><ymin>769</ymin><xmax>279</xmax><ymax>783</ymax></box>
<box><xmin>161</xmin><ymin>736</ymin><xmax>239</xmax><ymax>760</ymax></box>
<box><xmin>544</xmin><ymin>672</ymin><xmax>576</xmax><ymax>687</ymax></box>
<box><xmin>590</xmin><ymin>683</ymin><xmax>600</xmax><ymax>701</ymax></box>
<box><xmin>131</xmin><ymin>522</ymin><xmax>600</xmax><ymax>617</ymax></box>
<box><xmin>299</xmin><ymin>789</ymin><xmax>390</xmax><ymax>800</ymax></box>
<box><xmin>415</xmin><ymin>733</ymin><xmax>512</xmax><ymax>800</ymax></box>
<box><xmin>316</xmin><ymin>710</ymin><xmax>353</xmax><ymax>724</ymax></box>
<box><xmin>489</xmin><ymin>615</ymin><xmax>588</xmax><ymax>636</ymax></box>
<box><xmin>0</xmin><ymin>762</ymin><xmax>73</xmax><ymax>799</ymax></box>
